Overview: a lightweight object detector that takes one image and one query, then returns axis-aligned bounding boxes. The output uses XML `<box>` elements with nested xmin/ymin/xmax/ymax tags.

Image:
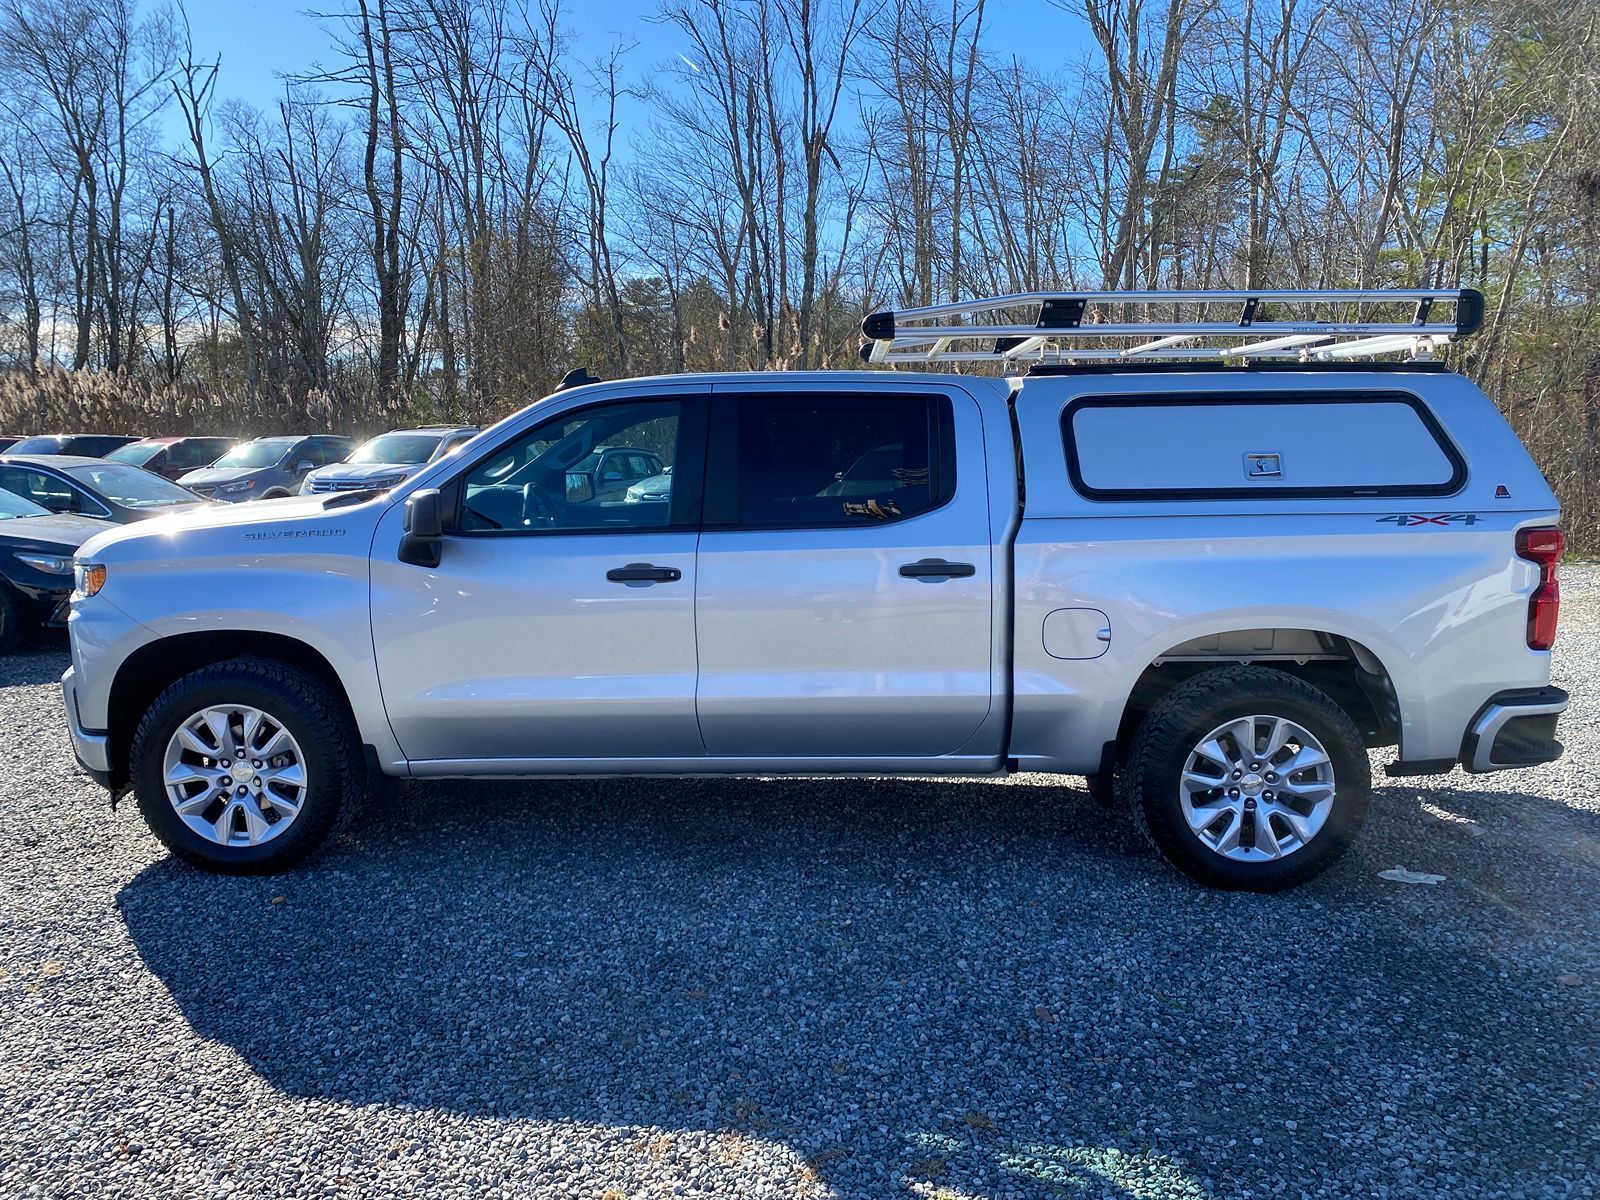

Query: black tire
<box><xmin>129</xmin><ymin>657</ymin><xmax>366</xmax><ymax>874</ymax></box>
<box><xmin>1123</xmin><ymin>665</ymin><xmax>1370</xmax><ymax>891</ymax></box>
<box><xmin>0</xmin><ymin>584</ymin><xmax>22</xmax><ymax>654</ymax></box>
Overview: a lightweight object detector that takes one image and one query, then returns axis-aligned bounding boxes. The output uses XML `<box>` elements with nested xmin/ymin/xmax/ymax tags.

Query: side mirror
<box><xmin>295</xmin><ymin>460</ymin><xmax>314</xmax><ymax>473</ymax></box>
<box><xmin>399</xmin><ymin>488</ymin><xmax>444</xmax><ymax>568</ymax></box>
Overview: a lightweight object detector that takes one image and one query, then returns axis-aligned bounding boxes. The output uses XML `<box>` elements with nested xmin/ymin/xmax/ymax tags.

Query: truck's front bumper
<box><xmin>61</xmin><ymin>666</ymin><xmax>113</xmax><ymax>788</ymax></box>
<box><xmin>1461</xmin><ymin>686</ymin><xmax>1568</xmax><ymax>773</ymax></box>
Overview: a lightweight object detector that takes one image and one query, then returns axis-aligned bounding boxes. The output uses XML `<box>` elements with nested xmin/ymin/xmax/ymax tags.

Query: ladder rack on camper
<box><xmin>859</xmin><ymin>288</ymin><xmax>1485</xmax><ymax>367</ymax></box>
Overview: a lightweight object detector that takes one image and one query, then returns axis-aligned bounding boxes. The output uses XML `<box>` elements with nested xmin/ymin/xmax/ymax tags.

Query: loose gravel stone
<box><xmin>3</xmin><ymin>570</ymin><xmax>1599</xmax><ymax>1198</ymax></box>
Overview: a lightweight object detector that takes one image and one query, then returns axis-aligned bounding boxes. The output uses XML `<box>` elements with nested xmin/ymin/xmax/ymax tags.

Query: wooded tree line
<box><xmin>0</xmin><ymin>0</ymin><xmax>1595</xmax><ymax>540</ymax></box>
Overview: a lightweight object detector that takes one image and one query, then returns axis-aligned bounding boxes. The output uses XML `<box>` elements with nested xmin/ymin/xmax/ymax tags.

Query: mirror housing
<box><xmin>399</xmin><ymin>488</ymin><xmax>444</xmax><ymax>568</ymax></box>
<box><xmin>295</xmin><ymin>459</ymin><xmax>314</xmax><ymax>473</ymax></box>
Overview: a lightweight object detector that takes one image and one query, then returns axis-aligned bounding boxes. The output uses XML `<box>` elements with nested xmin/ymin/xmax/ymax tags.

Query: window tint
<box><xmin>713</xmin><ymin>393</ymin><xmax>951</xmax><ymax>528</ymax></box>
<box><xmin>171</xmin><ymin>439</ymin><xmax>226</xmax><ymax>469</ymax></box>
<box><xmin>74</xmin><ymin>436</ymin><xmax>126</xmax><ymax>456</ymax></box>
<box><xmin>0</xmin><ymin>467</ymin><xmax>91</xmax><ymax>514</ymax></box>
<box><xmin>458</xmin><ymin>401</ymin><xmax>683</xmax><ymax>533</ymax></box>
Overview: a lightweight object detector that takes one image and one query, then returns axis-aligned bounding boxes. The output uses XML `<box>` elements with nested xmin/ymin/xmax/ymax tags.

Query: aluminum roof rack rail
<box><xmin>859</xmin><ymin>287</ymin><xmax>1484</xmax><ymax>366</ymax></box>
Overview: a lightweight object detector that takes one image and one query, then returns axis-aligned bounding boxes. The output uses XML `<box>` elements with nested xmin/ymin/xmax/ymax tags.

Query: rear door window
<box><xmin>706</xmin><ymin>393</ymin><xmax>954</xmax><ymax>528</ymax></box>
<box><xmin>1064</xmin><ymin>392</ymin><xmax>1465</xmax><ymax>499</ymax></box>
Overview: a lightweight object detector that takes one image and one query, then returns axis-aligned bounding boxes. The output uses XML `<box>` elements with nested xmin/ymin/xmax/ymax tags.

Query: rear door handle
<box><xmin>899</xmin><ymin>558</ymin><xmax>976</xmax><ymax>579</ymax></box>
<box><xmin>606</xmin><ymin>562</ymin><xmax>682</xmax><ymax>584</ymax></box>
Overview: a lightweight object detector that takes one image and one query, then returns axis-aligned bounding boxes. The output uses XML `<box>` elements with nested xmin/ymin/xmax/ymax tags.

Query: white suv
<box><xmin>60</xmin><ymin>289</ymin><xmax>1567</xmax><ymax>889</ymax></box>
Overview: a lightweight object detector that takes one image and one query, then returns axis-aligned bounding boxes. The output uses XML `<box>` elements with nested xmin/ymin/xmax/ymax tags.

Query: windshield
<box><xmin>8</xmin><ymin>436</ymin><xmax>65</xmax><ymax>455</ymax></box>
<box><xmin>63</xmin><ymin>462</ymin><xmax>199</xmax><ymax>509</ymax></box>
<box><xmin>213</xmin><ymin>440</ymin><xmax>294</xmax><ymax>469</ymax></box>
<box><xmin>0</xmin><ymin>487</ymin><xmax>50</xmax><ymax>520</ymax></box>
<box><xmin>105</xmin><ymin>442</ymin><xmax>164</xmax><ymax>467</ymax></box>
<box><xmin>347</xmin><ymin>432</ymin><xmax>443</xmax><ymax>465</ymax></box>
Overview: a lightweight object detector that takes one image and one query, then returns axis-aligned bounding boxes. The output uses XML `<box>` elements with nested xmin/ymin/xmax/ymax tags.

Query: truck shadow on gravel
<box><xmin>117</xmin><ymin>775</ymin><xmax>1600</xmax><ymax>1197</ymax></box>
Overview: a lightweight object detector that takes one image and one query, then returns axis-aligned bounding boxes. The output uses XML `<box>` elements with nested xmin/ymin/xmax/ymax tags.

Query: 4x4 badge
<box><xmin>1377</xmin><ymin>513</ymin><xmax>1481</xmax><ymax>527</ymax></box>
<box><xmin>1244</xmin><ymin>452</ymin><xmax>1282</xmax><ymax>479</ymax></box>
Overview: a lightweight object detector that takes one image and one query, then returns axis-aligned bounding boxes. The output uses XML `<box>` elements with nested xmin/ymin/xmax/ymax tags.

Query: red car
<box><xmin>104</xmin><ymin>436</ymin><xmax>235</xmax><ymax>481</ymax></box>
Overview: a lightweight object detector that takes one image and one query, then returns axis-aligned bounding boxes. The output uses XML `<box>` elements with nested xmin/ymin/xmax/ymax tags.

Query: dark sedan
<box><xmin>0</xmin><ymin>488</ymin><xmax>114</xmax><ymax>652</ymax></box>
<box><xmin>0</xmin><ymin>456</ymin><xmax>215</xmax><ymax>524</ymax></box>
<box><xmin>8</xmin><ymin>433</ymin><xmax>139</xmax><ymax>457</ymax></box>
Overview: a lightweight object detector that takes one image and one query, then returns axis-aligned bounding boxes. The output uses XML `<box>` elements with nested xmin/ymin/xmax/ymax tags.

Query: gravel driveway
<box><xmin>3</xmin><ymin>571</ymin><xmax>1598</xmax><ymax>1200</ymax></box>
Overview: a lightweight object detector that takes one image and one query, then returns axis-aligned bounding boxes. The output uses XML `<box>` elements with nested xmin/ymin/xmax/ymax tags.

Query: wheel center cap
<box><xmin>234</xmin><ymin>761</ymin><xmax>256</xmax><ymax>783</ymax></box>
<box><xmin>1240</xmin><ymin>773</ymin><xmax>1264</xmax><ymax>795</ymax></box>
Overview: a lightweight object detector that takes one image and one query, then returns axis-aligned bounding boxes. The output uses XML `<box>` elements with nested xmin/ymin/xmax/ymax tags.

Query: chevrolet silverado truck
<box><xmin>61</xmin><ymin>289</ymin><xmax>1567</xmax><ymax>889</ymax></box>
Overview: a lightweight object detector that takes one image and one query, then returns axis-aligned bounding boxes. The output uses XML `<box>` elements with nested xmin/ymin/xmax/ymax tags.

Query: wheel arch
<box><xmin>106</xmin><ymin>631</ymin><xmax>361</xmax><ymax>792</ymax></box>
<box><xmin>1115</xmin><ymin>626</ymin><xmax>1404</xmax><ymax>757</ymax></box>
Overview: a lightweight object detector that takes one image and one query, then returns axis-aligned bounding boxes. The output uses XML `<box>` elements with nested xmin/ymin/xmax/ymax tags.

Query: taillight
<box><xmin>1515</xmin><ymin>526</ymin><xmax>1564</xmax><ymax>650</ymax></box>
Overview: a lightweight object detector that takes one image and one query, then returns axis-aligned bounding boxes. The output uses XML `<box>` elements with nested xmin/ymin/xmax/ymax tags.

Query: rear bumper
<box><xmin>1384</xmin><ymin>685</ymin><xmax>1567</xmax><ymax>778</ymax></box>
<box><xmin>1461</xmin><ymin>686</ymin><xmax>1567</xmax><ymax>773</ymax></box>
<box><xmin>61</xmin><ymin>666</ymin><xmax>113</xmax><ymax>787</ymax></box>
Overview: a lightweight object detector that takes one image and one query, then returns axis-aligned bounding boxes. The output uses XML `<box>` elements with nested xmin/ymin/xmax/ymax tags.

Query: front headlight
<box><xmin>73</xmin><ymin>561</ymin><xmax>107</xmax><ymax>597</ymax></box>
<box><xmin>17</xmin><ymin>553</ymin><xmax>73</xmax><ymax>575</ymax></box>
<box><xmin>220</xmin><ymin>478</ymin><xmax>257</xmax><ymax>494</ymax></box>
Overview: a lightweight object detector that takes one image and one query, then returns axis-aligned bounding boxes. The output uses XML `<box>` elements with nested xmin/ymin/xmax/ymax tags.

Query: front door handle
<box><xmin>606</xmin><ymin>562</ymin><xmax>682</xmax><ymax>584</ymax></box>
<box><xmin>899</xmin><ymin>558</ymin><xmax>976</xmax><ymax>579</ymax></box>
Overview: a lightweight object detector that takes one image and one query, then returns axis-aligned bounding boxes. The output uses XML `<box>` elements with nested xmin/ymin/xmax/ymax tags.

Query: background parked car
<box><xmin>178</xmin><ymin>435</ymin><xmax>354</xmax><ymax>502</ymax></box>
<box><xmin>8</xmin><ymin>434</ymin><xmax>138</xmax><ymax>457</ymax></box>
<box><xmin>0</xmin><ymin>437</ymin><xmax>21</xmax><ymax>453</ymax></box>
<box><xmin>0</xmin><ymin>456</ymin><xmax>214</xmax><ymax>524</ymax></box>
<box><xmin>301</xmin><ymin>425</ymin><xmax>478</xmax><ymax>494</ymax></box>
<box><xmin>105</xmin><ymin>436</ymin><xmax>234</xmax><ymax>481</ymax></box>
<box><xmin>0</xmin><ymin>486</ymin><xmax>114</xmax><ymax>651</ymax></box>
<box><xmin>624</xmin><ymin>464</ymin><xmax>672</xmax><ymax>504</ymax></box>
<box><xmin>564</xmin><ymin>445</ymin><xmax>664</xmax><ymax>503</ymax></box>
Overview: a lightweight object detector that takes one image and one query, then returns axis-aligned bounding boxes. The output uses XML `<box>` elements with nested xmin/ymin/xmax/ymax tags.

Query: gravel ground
<box><xmin>3</xmin><ymin>572</ymin><xmax>1599</xmax><ymax>1200</ymax></box>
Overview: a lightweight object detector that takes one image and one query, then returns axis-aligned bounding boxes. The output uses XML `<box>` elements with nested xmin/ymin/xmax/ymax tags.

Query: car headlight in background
<box><xmin>17</xmin><ymin>553</ymin><xmax>73</xmax><ymax>575</ymax></box>
<box><xmin>219</xmin><ymin>479</ymin><xmax>257</xmax><ymax>494</ymax></box>
<box><xmin>73</xmin><ymin>561</ymin><xmax>106</xmax><ymax>597</ymax></box>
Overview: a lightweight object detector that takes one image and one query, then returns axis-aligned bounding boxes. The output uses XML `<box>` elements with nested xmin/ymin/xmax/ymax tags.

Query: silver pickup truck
<box><xmin>61</xmin><ymin>289</ymin><xmax>1567</xmax><ymax>890</ymax></box>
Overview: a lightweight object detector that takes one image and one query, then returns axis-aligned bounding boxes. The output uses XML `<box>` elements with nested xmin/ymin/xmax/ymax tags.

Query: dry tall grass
<box><xmin>0</xmin><ymin>369</ymin><xmax>415</xmax><ymax>441</ymax></box>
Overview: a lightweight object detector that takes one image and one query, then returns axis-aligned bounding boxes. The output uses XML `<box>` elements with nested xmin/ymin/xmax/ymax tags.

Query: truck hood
<box><xmin>0</xmin><ymin>512</ymin><xmax>118</xmax><ymax>552</ymax></box>
<box><xmin>78</xmin><ymin>493</ymin><xmax>383</xmax><ymax>561</ymax></box>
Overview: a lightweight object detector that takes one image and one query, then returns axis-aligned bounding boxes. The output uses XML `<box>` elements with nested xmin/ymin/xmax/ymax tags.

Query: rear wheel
<box><xmin>130</xmin><ymin>657</ymin><xmax>365</xmax><ymax>873</ymax></box>
<box><xmin>1124</xmin><ymin>666</ymin><xmax>1370</xmax><ymax>891</ymax></box>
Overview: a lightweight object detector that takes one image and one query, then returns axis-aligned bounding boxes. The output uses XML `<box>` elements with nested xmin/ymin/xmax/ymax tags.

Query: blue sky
<box><xmin>178</xmin><ymin>0</ymin><xmax>1090</xmax><ymax>120</ymax></box>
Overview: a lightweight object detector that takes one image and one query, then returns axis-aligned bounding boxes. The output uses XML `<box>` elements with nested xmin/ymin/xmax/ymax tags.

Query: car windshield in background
<box><xmin>0</xmin><ymin>487</ymin><xmax>50</xmax><ymax>520</ymax></box>
<box><xmin>62</xmin><ymin>463</ymin><xmax>199</xmax><ymax>509</ymax></box>
<box><xmin>213</xmin><ymin>440</ymin><xmax>293</xmax><ymax>469</ymax></box>
<box><xmin>8</xmin><ymin>437</ymin><xmax>66</xmax><ymax>455</ymax></box>
<box><xmin>105</xmin><ymin>443</ymin><xmax>164</xmax><ymax>468</ymax></box>
<box><xmin>347</xmin><ymin>433</ymin><xmax>444</xmax><ymax>465</ymax></box>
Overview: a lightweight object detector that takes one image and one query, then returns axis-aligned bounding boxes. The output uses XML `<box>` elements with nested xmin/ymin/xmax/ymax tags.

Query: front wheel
<box><xmin>1123</xmin><ymin>666</ymin><xmax>1371</xmax><ymax>891</ymax></box>
<box><xmin>130</xmin><ymin>657</ymin><xmax>366</xmax><ymax>873</ymax></box>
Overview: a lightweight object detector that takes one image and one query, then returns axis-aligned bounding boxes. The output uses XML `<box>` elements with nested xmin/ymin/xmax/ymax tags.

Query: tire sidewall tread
<box><xmin>130</xmin><ymin>656</ymin><xmax>366</xmax><ymax>874</ymax></box>
<box><xmin>1124</xmin><ymin>665</ymin><xmax>1371</xmax><ymax>891</ymax></box>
